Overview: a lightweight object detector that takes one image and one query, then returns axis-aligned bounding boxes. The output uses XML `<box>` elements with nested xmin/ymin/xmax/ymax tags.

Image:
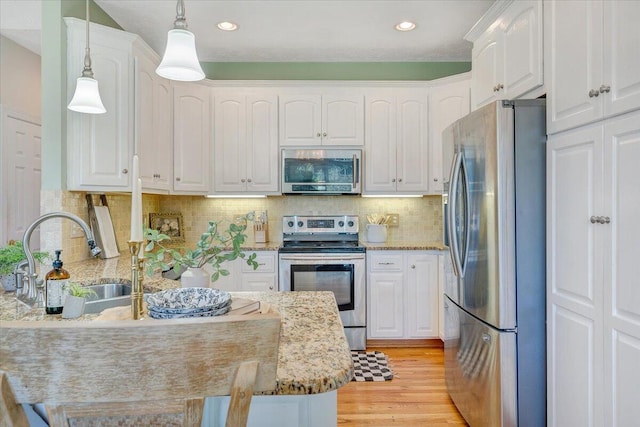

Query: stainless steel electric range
<box><xmin>279</xmin><ymin>215</ymin><xmax>366</xmax><ymax>350</ymax></box>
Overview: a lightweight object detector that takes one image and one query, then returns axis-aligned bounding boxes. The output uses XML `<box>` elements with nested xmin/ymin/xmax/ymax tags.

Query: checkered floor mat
<box><xmin>351</xmin><ymin>350</ymin><xmax>394</xmax><ymax>382</ymax></box>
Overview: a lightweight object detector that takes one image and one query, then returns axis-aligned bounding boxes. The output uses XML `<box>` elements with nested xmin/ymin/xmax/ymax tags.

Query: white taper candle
<box><xmin>130</xmin><ymin>155</ymin><xmax>143</xmax><ymax>241</ymax></box>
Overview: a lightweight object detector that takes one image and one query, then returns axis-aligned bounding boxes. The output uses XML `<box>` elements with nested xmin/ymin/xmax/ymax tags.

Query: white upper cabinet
<box><xmin>65</xmin><ymin>18</ymin><xmax>135</xmax><ymax>191</ymax></box>
<box><xmin>546</xmin><ymin>0</ymin><xmax>640</xmax><ymax>134</ymax></box>
<box><xmin>136</xmin><ymin>48</ymin><xmax>172</xmax><ymax>192</ymax></box>
<box><xmin>364</xmin><ymin>88</ymin><xmax>429</xmax><ymax>194</ymax></box>
<box><xmin>173</xmin><ymin>82</ymin><xmax>210</xmax><ymax>194</ymax></box>
<box><xmin>279</xmin><ymin>92</ymin><xmax>364</xmax><ymax>146</ymax></box>
<box><xmin>212</xmin><ymin>91</ymin><xmax>279</xmax><ymax>194</ymax></box>
<box><xmin>467</xmin><ymin>0</ymin><xmax>543</xmax><ymax>110</ymax></box>
<box><xmin>428</xmin><ymin>78</ymin><xmax>471</xmax><ymax>194</ymax></box>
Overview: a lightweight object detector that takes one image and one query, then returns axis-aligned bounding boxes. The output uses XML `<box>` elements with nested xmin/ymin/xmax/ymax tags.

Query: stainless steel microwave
<box><xmin>281</xmin><ymin>149</ymin><xmax>361</xmax><ymax>195</ymax></box>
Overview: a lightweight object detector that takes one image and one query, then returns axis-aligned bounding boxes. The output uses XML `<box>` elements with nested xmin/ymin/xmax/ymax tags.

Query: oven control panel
<box><xmin>282</xmin><ymin>215</ymin><xmax>359</xmax><ymax>234</ymax></box>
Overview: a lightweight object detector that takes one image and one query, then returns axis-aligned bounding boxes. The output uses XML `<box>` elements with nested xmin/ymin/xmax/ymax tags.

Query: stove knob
<box><xmin>287</xmin><ymin>221</ymin><xmax>294</xmax><ymax>228</ymax></box>
<box><xmin>348</xmin><ymin>221</ymin><xmax>354</xmax><ymax>227</ymax></box>
<box><xmin>338</xmin><ymin>221</ymin><xmax>345</xmax><ymax>227</ymax></box>
<box><xmin>297</xmin><ymin>221</ymin><xmax>304</xmax><ymax>227</ymax></box>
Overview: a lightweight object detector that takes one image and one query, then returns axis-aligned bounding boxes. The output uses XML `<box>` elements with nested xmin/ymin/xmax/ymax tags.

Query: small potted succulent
<box><xmin>144</xmin><ymin>213</ymin><xmax>258</xmax><ymax>287</ymax></box>
<box><xmin>62</xmin><ymin>282</ymin><xmax>97</xmax><ymax>319</ymax></box>
<box><xmin>0</xmin><ymin>241</ymin><xmax>49</xmax><ymax>291</ymax></box>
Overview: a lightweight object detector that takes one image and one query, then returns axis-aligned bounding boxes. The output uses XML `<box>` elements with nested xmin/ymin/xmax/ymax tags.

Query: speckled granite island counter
<box><xmin>0</xmin><ymin>254</ymin><xmax>353</xmax><ymax>427</ymax></box>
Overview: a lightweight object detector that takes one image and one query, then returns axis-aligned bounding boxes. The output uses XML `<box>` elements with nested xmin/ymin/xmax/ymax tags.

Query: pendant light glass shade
<box><xmin>156</xmin><ymin>28</ymin><xmax>205</xmax><ymax>81</ymax></box>
<box><xmin>67</xmin><ymin>0</ymin><xmax>106</xmax><ymax>114</ymax></box>
<box><xmin>68</xmin><ymin>77</ymin><xmax>106</xmax><ymax>114</ymax></box>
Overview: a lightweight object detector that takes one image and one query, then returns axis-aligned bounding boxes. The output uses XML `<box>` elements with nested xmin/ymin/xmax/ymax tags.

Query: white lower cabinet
<box><xmin>547</xmin><ymin>110</ymin><xmax>640</xmax><ymax>427</ymax></box>
<box><xmin>207</xmin><ymin>251</ymin><xmax>278</xmax><ymax>292</ymax></box>
<box><xmin>367</xmin><ymin>251</ymin><xmax>439</xmax><ymax>339</ymax></box>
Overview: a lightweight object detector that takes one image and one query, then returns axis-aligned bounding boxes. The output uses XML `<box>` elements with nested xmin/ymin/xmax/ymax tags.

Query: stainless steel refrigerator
<box><xmin>442</xmin><ymin>100</ymin><xmax>546</xmax><ymax>427</ymax></box>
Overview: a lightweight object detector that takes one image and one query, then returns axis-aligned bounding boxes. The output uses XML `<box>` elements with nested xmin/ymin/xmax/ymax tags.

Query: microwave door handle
<box><xmin>353</xmin><ymin>154</ymin><xmax>359</xmax><ymax>186</ymax></box>
<box><xmin>448</xmin><ymin>152</ymin><xmax>464</xmax><ymax>278</ymax></box>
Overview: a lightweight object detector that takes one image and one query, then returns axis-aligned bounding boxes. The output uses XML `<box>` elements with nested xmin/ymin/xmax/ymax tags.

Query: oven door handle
<box><xmin>279</xmin><ymin>255</ymin><xmax>365</xmax><ymax>261</ymax></box>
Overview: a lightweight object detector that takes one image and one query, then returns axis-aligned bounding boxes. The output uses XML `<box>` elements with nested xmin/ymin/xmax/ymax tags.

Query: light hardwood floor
<box><xmin>337</xmin><ymin>347</ymin><xmax>468</xmax><ymax>426</ymax></box>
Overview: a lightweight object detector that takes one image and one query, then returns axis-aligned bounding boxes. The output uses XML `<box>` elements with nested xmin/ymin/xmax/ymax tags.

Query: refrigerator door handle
<box><xmin>448</xmin><ymin>152</ymin><xmax>464</xmax><ymax>277</ymax></box>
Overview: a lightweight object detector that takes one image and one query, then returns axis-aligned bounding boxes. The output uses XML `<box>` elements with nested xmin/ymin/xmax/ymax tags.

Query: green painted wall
<box><xmin>62</xmin><ymin>0</ymin><xmax>122</xmax><ymax>30</ymax></box>
<box><xmin>201</xmin><ymin>61</ymin><xmax>470</xmax><ymax>81</ymax></box>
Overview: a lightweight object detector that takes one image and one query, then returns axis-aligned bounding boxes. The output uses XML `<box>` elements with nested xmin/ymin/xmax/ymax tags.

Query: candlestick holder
<box><xmin>128</xmin><ymin>240</ymin><xmax>145</xmax><ymax>320</ymax></box>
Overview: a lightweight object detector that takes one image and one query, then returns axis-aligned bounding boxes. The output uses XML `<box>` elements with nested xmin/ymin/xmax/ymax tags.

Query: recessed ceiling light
<box><xmin>395</xmin><ymin>21</ymin><xmax>416</xmax><ymax>32</ymax></box>
<box><xmin>217</xmin><ymin>21</ymin><xmax>238</xmax><ymax>31</ymax></box>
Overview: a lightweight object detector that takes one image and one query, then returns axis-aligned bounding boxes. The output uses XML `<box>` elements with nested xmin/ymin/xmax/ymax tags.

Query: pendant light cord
<box><xmin>82</xmin><ymin>0</ymin><xmax>94</xmax><ymax>78</ymax></box>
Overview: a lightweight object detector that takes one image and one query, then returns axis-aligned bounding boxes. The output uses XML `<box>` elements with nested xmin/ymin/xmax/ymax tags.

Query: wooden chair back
<box><xmin>0</xmin><ymin>310</ymin><xmax>281</xmax><ymax>427</ymax></box>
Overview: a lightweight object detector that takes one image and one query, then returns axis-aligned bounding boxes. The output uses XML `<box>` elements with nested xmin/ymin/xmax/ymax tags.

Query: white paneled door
<box><xmin>1</xmin><ymin>110</ymin><xmax>41</xmax><ymax>246</ymax></box>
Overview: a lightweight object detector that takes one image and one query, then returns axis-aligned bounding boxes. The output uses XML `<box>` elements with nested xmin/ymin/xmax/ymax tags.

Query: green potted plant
<box><xmin>62</xmin><ymin>282</ymin><xmax>98</xmax><ymax>319</ymax></box>
<box><xmin>144</xmin><ymin>213</ymin><xmax>258</xmax><ymax>287</ymax></box>
<box><xmin>0</xmin><ymin>241</ymin><xmax>49</xmax><ymax>291</ymax></box>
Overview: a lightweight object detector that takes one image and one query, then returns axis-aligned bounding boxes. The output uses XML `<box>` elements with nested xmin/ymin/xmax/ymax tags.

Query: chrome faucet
<box><xmin>17</xmin><ymin>212</ymin><xmax>102</xmax><ymax>306</ymax></box>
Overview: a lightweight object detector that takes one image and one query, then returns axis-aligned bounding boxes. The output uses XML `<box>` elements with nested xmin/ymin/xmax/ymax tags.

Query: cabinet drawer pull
<box><xmin>379</xmin><ymin>262</ymin><xmax>395</xmax><ymax>265</ymax></box>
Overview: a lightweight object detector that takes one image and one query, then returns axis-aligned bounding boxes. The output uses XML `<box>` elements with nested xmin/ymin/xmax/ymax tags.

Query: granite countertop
<box><xmin>360</xmin><ymin>240</ymin><xmax>447</xmax><ymax>251</ymax></box>
<box><xmin>0</xmin><ymin>254</ymin><xmax>353</xmax><ymax>396</ymax></box>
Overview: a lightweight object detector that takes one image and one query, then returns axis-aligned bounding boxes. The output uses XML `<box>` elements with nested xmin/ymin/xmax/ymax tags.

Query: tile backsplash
<box><xmin>49</xmin><ymin>191</ymin><xmax>443</xmax><ymax>263</ymax></box>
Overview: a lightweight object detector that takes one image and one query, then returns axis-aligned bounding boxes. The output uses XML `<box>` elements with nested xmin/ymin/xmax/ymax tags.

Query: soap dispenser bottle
<box><xmin>45</xmin><ymin>250</ymin><xmax>70</xmax><ymax>314</ymax></box>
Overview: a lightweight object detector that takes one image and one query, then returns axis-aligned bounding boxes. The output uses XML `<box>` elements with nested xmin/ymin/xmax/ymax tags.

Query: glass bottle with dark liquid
<box><xmin>45</xmin><ymin>250</ymin><xmax>70</xmax><ymax>314</ymax></box>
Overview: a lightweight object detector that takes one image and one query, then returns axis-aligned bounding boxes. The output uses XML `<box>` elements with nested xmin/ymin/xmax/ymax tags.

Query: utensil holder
<box><xmin>366</xmin><ymin>224</ymin><xmax>388</xmax><ymax>243</ymax></box>
<box><xmin>254</xmin><ymin>224</ymin><xmax>268</xmax><ymax>243</ymax></box>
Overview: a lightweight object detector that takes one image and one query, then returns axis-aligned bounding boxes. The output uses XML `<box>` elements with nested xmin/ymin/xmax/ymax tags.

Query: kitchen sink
<box><xmin>83</xmin><ymin>283</ymin><xmax>132</xmax><ymax>314</ymax></box>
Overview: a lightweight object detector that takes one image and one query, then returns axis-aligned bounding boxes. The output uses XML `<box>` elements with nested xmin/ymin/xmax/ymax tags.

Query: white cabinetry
<box><xmin>545</xmin><ymin>0</ymin><xmax>640</xmax><ymax>134</ymax></box>
<box><xmin>367</xmin><ymin>251</ymin><xmax>439</xmax><ymax>339</ymax></box>
<box><xmin>136</xmin><ymin>48</ymin><xmax>172</xmax><ymax>192</ymax></box>
<box><xmin>428</xmin><ymin>78</ymin><xmax>470</xmax><ymax>193</ymax></box>
<box><xmin>547</xmin><ymin>110</ymin><xmax>640</xmax><ymax>427</ymax></box>
<box><xmin>208</xmin><ymin>252</ymin><xmax>278</xmax><ymax>293</ymax></box>
<box><xmin>279</xmin><ymin>93</ymin><xmax>364</xmax><ymax>146</ymax></box>
<box><xmin>213</xmin><ymin>92</ymin><xmax>279</xmax><ymax>194</ymax></box>
<box><xmin>466</xmin><ymin>0</ymin><xmax>543</xmax><ymax>110</ymax></box>
<box><xmin>65</xmin><ymin>18</ymin><xmax>135</xmax><ymax>191</ymax></box>
<box><xmin>364</xmin><ymin>89</ymin><xmax>429</xmax><ymax>194</ymax></box>
<box><xmin>173</xmin><ymin>82</ymin><xmax>210</xmax><ymax>194</ymax></box>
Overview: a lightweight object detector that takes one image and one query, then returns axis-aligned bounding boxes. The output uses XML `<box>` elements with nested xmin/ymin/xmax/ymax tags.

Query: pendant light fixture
<box><xmin>156</xmin><ymin>0</ymin><xmax>205</xmax><ymax>81</ymax></box>
<box><xmin>68</xmin><ymin>0</ymin><xmax>106</xmax><ymax>114</ymax></box>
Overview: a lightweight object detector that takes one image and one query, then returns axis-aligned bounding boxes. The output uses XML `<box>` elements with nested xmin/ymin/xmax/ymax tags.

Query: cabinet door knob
<box><xmin>322</xmin><ymin>132</ymin><xmax>327</xmax><ymax>137</ymax></box>
<box><xmin>122</xmin><ymin>169</ymin><xmax>128</xmax><ymax>174</ymax></box>
<box><xmin>316</xmin><ymin>132</ymin><xmax>322</xmax><ymax>137</ymax></box>
<box><xmin>241</xmin><ymin>179</ymin><xmax>246</xmax><ymax>183</ymax></box>
<box><xmin>590</xmin><ymin>215</ymin><xmax>599</xmax><ymax>223</ymax></box>
<box><xmin>599</xmin><ymin>84</ymin><xmax>611</xmax><ymax>94</ymax></box>
<box><xmin>411</xmin><ymin>265</ymin><xmax>416</xmax><ymax>269</ymax></box>
<box><xmin>398</xmin><ymin>178</ymin><xmax>403</xmax><ymax>182</ymax></box>
<box><xmin>269</xmin><ymin>286</ymin><xmax>274</xmax><ymax>290</ymax></box>
<box><xmin>598</xmin><ymin>216</ymin><xmax>611</xmax><ymax>224</ymax></box>
<box><xmin>433</xmin><ymin>178</ymin><xmax>439</xmax><ymax>182</ymax></box>
<box><xmin>247</xmin><ymin>178</ymin><xmax>252</xmax><ymax>183</ymax></box>
<box><xmin>391</xmin><ymin>178</ymin><xmax>396</xmax><ymax>183</ymax></box>
<box><xmin>589</xmin><ymin>89</ymin><xmax>600</xmax><ymax>98</ymax></box>
<box><xmin>175</xmin><ymin>177</ymin><xmax>181</xmax><ymax>182</ymax></box>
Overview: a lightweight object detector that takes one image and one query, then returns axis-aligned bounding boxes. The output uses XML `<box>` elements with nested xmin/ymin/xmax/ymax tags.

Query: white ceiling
<box><xmin>1</xmin><ymin>0</ymin><xmax>495</xmax><ymax>62</ymax></box>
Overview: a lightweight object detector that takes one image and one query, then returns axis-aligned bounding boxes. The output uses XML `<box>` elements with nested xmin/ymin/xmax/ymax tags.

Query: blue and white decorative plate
<box><xmin>146</xmin><ymin>287</ymin><xmax>231</xmax><ymax>314</ymax></box>
<box><xmin>147</xmin><ymin>304</ymin><xmax>231</xmax><ymax>319</ymax></box>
